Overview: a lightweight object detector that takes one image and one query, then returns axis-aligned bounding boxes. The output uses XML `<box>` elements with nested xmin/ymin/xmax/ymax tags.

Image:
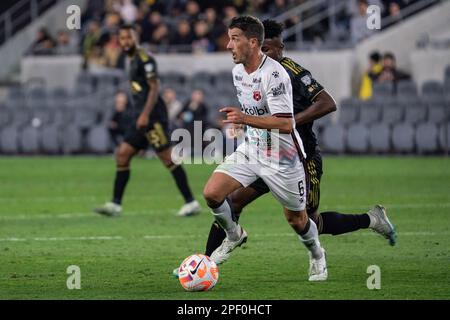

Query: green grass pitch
<box><xmin>0</xmin><ymin>156</ymin><xmax>448</xmax><ymax>299</ymax></box>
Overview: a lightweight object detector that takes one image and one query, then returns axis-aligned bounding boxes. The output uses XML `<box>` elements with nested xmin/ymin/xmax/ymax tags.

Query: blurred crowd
<box><xmin>24</xmin><ymin>0</ymin><xmax>427</xmax><ymax>69</ymax></box>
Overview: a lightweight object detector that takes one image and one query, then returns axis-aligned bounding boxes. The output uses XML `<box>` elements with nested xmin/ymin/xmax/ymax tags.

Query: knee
<box><xmin>116</xmin><ymin>149</ymin><xmax>131</xmax><ymax>167</ymax></box>
<box><xmin>203</xmin><ymin>185</ymin><xmax>225</xmax><ymax>209</ymax></box>
<box><xmin>286</xmin><ymin>211</ymin><xmax>309</xmax><ymax>231</ymax></box>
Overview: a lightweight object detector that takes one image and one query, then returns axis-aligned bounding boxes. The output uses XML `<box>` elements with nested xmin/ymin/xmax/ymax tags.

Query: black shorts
<box><xmin>249</xmin><ymin>151</ymin><xmax>323</xmax><ymax>216</ymax></box>
<box><xmin>124</xmin><ymin>119</ymin><xmax>171</xmax><ymax>152</ymax></box>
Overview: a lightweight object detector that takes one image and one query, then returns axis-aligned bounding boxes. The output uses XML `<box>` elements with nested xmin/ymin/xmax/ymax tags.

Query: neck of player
<box><xmin>244</xmin><ymin>51</ymin><xmax>264</xmax><ymax>74</ymax></box>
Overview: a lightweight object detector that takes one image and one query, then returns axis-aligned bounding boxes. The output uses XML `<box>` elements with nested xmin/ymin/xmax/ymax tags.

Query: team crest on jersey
<box><xmin>301</xmin><ymin>75</ymin><xmax>312</xmax><ymax>86</ymax></box>
<box><xmin>253</xmin><ymin>90</ymin><xmax>261</xmax><ymax>101</ymax></box>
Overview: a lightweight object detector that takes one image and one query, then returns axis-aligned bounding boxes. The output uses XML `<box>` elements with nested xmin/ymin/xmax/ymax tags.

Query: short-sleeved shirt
<box><xmin>126</xmin><ymin>48</ymin><xmax>167</xmax><ymax>122</ymax></box>
<box><xmin>279</xmin><ymin>57</ymin><xmax>324</xmax><ymax>157</ymax></box>
<box><xmin>232</xmin><ymin>55</ymin><xmax>306</xmax><ymax>166</ymax></box>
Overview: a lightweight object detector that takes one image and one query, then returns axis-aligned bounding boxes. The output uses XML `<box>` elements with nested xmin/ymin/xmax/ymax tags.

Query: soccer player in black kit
<box><xmin>95</xmin><ymin>25</ymin><xmax>201</xmax><ymax>217</ymax></box>
<box><xmin>174</xmin><ymin>19</ymin><xmax>396</xmax><ymax>279</ymax></box>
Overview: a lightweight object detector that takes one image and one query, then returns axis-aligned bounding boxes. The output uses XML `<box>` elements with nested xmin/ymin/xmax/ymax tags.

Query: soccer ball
<box><xmin>178</xmin><ymin>254</ymin><xmax>219</xmax><ymax>291</ymax></box>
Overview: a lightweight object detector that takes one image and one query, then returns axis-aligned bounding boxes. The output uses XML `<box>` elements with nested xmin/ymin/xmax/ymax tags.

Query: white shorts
<box><xmin>214</xmin><ymin>146</ymin><xmax>307</xmax><ymax>211</ymax></box>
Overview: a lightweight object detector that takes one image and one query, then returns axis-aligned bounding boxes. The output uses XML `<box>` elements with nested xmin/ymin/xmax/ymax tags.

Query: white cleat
<box><xmin>93</xmin><ymin>202</ymin><xmax>122</xmax><ymax>217</ymax></box>
<box><xmin>367</xmin><ymin>204</ymin><xmax>397</xmax><ymax>246</ymax></box>
<box><xmin>308</xmin><ymin>247</ymin><xmax>328</xmax><ymax>281</ymax></box>
<box><xmin>176</xmin><ymin>200</ymin><xmax>201</xmax><ymax>217</ymax></box>
<box><xmin>210</xmin><ymin>226</ymin><xmax>247</xmax><ymax>265</ymax></box>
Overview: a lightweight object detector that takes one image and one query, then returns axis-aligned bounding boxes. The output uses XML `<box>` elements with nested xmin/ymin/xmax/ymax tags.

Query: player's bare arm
<box><xmin>220</xmin><ymin>107</ymin><xmax>293</xmax><ymax>133</ymax></box>
<box><xmin>136</xmin><ymin>77</ymin><xmax>159</xmax><ymax>130</ymax></box>
<box><xmin>294</xmin><ymin>90</ymin><xmax>336</xmax><ymax>125</ymax></box>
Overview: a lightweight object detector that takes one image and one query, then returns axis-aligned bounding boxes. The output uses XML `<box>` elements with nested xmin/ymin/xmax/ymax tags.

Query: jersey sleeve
<box><xmin>142</xmin><ymin>54</ymin><xmax>158</xmax><ymax>80</ymax></box>
<box><xmin>295</xmin><ymin>70</ymin><xmax>324</xmax><ymax>103</ymax></box>
<box><xmin>263</xmin><ymin>66</ymin><xmax>294</xmax><ymax>117</ymax></box>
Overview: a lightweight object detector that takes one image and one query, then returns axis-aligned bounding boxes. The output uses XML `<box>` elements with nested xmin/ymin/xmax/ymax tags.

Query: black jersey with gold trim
<box><xmin>127</xmin><ymin>48</ymin><xmax>167</xmax><ymax>121</ymax></box>
<box><xmin>280</xmin><ymin>57</ymin><xmax>324</xmax><ymax>156</ymax></box>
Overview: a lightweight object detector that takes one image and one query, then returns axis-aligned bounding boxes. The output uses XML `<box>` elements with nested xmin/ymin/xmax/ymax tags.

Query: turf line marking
<box><xmin>0</xmin><ymin>232</ymin><xmax>444</xmax><ymax>242</ymax></box>
<box><xmin>1</xmin><ymin>202</ymin><xmax>449</xmax><ymax>221</ymax></box>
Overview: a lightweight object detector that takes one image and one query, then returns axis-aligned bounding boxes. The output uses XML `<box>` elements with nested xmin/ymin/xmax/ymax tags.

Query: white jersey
<box><xmin>232</xmin><ymin>55</ymin><xmax>306</xmax><ymax>166</ymax></box>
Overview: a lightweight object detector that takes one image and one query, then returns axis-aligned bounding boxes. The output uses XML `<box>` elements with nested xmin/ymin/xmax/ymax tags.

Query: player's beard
<box><xmin>123</xmin><ymin>44</ymin><xmax>136</xmax><ymax>56</ymax></box>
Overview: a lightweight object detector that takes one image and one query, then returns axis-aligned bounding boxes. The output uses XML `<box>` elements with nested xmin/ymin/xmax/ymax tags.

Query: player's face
<box><xmin>227</xmin><ymin>28</ymin><xmax>251</xmax><ymax>65</ymax></box>
<box><xmin>261</xmin><ymin>38</ymin><xmax>284</xmax><ymax>61</ymax></box>
<box><xmin>119</xmin><ymin>29</ymin><xmax>136</xmax><ymax>53</ymax></box>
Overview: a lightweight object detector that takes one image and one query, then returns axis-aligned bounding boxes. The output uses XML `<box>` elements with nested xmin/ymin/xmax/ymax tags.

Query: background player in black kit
<box><xmin>95</xmin><ymin>25</ymin><xmax>201</xmax><ymax>217</ymax></box>
<box><xmin>174</xmin><ymin>19</ymin><xmax>396</xmax><ymax>276</ymax></box>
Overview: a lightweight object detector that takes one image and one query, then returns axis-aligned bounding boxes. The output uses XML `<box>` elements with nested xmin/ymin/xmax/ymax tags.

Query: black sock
<box><xmin>320</xmin><ymin>211</ymin><xmax>370</xmax><ymax>235</ymax></box>
<box><xmin>205</xmin><ymin>222</ymin><xmax>226</xmax><ymax>257</ymax></box>
<box><xmin>170</xmin><ymin>165</ymin><xmax>194</xmax><ymax>203</ymax></box>
<box><xmin>205</xmin><ymin>197</ymin><xmax>238</xmax><ymax>256</ymax></box>
<box><xmin>112</xmin><ymin>168</ymin><xmax>130</xmax><ymax>205</ymax></box>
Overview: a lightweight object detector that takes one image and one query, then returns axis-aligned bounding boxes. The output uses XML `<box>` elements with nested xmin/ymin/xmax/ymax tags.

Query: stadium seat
<box><xmin>422</xmin><ymin>80</ymin><xmax>445</xmax><ymax>104</ymax></box>
<box><xmin>87</xmin><ymin>126</ymin><xmax>111</xmax><ymax>154</ymax></box>
<box><xmin>346</xmin><ymin>123</ymin><xmax>369</xmax><ymax>153</ymax></box>
<box><xmin>392</xmin><ymin>123</ymin><xmax>415</xmax><ymax>152</ymax></box>
<box><xmin>372</xmin><ymin>82</ymin><xmax>394</xmax><ymax>97</ymax></box>
<box><xmin>359</xmin><ymin>101</ymin><xmax>381</xmax><ymax>125</ymax></box>
<box><xmin>32</xmin><ymin>107</ymin><xmax>53</xmax><ymax>125</ymax></box>
<box><xmin>73</xmin><ymin>108</ymin><xmax>99</xmax><ymax>129</ymax></box>
<box><xmin>61</xmin><ymin>126</ymin><xmax>83</xmax><ymax>154</ymax></box>
<box><xmin>160</xmin><ymin>72</ymin><xmax>185</xmax><ymax>87</ymax></box>
<box><xmin>41</xmin><ymin>125</ymin><xmax>61</xmax><ymax>154</ymax></box>
<box><xmin>397</xmin><ymin>80</ymin><xmax>418</xmax><ymax>97</ymax></box>
<box><xmin>444</xmin><ymin>65</ymin><xmax>450</xmax><ymax>81</ymax></box>
<box><xmin>369</xmin><ymin>123</ymin><xmax>391</xmax><ymax>153</ymax></box>
<box><xmin>404</xmin><ymin>105</ymin><xmax>427</xmax><ymax>124</ymax></box>
<box><xmin>0</xmin><ymin>125</ymin><xmax>20</xmax><ymax>154</ymax></box>
<box><xmin>381</xmin><ymin>103</ymin><xmax>404</xmax><ymax>125</ymax></box>
<box><xmin>438</xmin><ymin>122</ymin><xmax>449</xmax><ymax>152</ymax></box>
<box><xmin>337</xmin><ymin>104</ymin><xmax>359</xmax><ymax>125</ymax></box>
<box><xmin>427</xmin><ymin>104</ymin><xmax>448</xmax><ymax>124</ymax></box>
<box><xmin>322</xmin><ymin>124</ymin><xmax>345</xmax><ymax>153</ymax></box>
<box><xmin>12</xmin><ymin>107</ymin><xmax>32</xmax><ymax>127</ymax></box>
<box><xmin>0</xmin><ymin>105</ymin><xmax>11</xmax><ymax>129</ymax></box>
<box><xmin>20</xmin><ymin>126</ymin><xmax>41</xmax><ymax>154</ymax></box>
<box><xmin>314</xmin><ymin>113</ymin><xmax>333</xmax><ymax>130</ymax></box>
<box><xmin>415</xmin><ymin>122</ymin><xmax>439</xmax><ymax>153</ymax></box>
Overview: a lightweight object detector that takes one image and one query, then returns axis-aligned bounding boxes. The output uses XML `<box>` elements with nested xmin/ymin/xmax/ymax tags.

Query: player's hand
<box><xmin>136</xmin><ymin>113</ymin><xmax>149</xmax><ymax>131</ymax></box>
<box><xmin>226</xmin><ymin>124</ymin><xmax>244</xmax><ymax>139</ymax></box>
<box><xmin>220</xmin><ymin>107</ymin><xmax>247</xmax><ymax>124</ymax></box>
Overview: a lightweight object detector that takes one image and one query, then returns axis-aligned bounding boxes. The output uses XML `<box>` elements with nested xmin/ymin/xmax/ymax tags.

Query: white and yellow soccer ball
<box><xmin>178</xmin><ymin>254</ymin><xmax>219</xmax><ymax>292</ymax></box>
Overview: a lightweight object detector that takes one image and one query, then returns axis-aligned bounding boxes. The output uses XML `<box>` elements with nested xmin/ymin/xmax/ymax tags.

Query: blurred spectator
<box><xmin>114</xmin><ymin>0</ymin><xmax>138</xmax><ymax>24</ymax></box>
<box><xmin>103</xmin><ymin>33</ymin><xmax>122</xmax><ymax>68</ymax></box>
<box><xmin>82</xmin><ymin>20</ymin><xmax>102</xmax><ymax>67</ymax></box>
<box><xmin>163</xmin><ymin>88</ymin><xmax>184</xmax><ymax>128</ymax></box>
<box><xmin>87</xmin><ymin>45</ymin><xmax>108</xmax><ymax>69</ymax></box>
<box><xmin>109</xmin><ymin>91</ymin><xmax>131</xmax><ymax>147</ymax></box>
<box><xmin>54</xmin><ymin>30</ymin><xmax>78</xmax><ymax>55</ymax></box>
<box><xmin>27</xmin><ymin>27</ymin><xmax>55</xmax><ymax>55</ymax></box>
<box><xmin>377</xmin><ymin>52</ymin><xmax>411</xmax><ymax>86</ymax></box>
<box><xmin>150</xmin><ymin>23</ymin><xmax>171</xmax><ymax>52</ymax></box>
<box><xmin>192</xmin><ymin>20</ymin><xmax>215</xmax><ymax>53</ymax></box>
<box><xmin>171</xmin><ymin>20</ymin><xmax>194</xmax><ymax>52</ymax></box>
<box><xmin>350</xmin><ymin>0</ymin><xmax>374</xmax><ymax>43</ymax></box>
<box><xmin>384</xmin><ymin>0</ymin><xmax>404</xmax><ymax>26</ymax></box>
<box><xmin>359</xmin><ymin>51</ymin><xmax>383</xmax><ymax>100</ymax></box>
<box><xmin>186</xmin><ymin>0</ymin><xmax>201</xmax><ymax>24</ymax></box>
<box><xmin>140</xmin><ymin>11</ymin><xmax>163</xmax><ymax>43</ymax></box>
<box><xmin>178</xmin><ymin>89</ymin><xmax>209</xmax><ymax>134</ymax></box>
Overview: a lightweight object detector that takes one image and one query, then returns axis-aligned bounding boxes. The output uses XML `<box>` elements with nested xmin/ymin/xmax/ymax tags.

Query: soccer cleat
<box><xmin>93</xmin><ymin>202</ymin><xmax>122</xmax><ymax>217</ymax></box>
<box><xmin>210</xmin><ymin>226</ymin><xmax>247</xmax><ymax>265</ymax></box>
<box><xmin>367</xmin><ymin>204</ymin><xmax>397</xmax><ymax>246</ymax></box>
<box><xmin>308</xmin><ymin>247</ymin><xmax>328</xmax><ymax>281</ymax></box>
<box><xmin>176</xmin><ymin>200</ymin><xmax>201</xmax><ymax>217</ymax></box>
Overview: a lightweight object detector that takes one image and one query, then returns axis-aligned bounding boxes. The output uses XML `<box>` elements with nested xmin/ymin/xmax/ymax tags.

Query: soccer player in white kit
<box><xmin>203</xmin><ymin>16</ymin><xmax>327</xmax><ymax>281</ymax></box>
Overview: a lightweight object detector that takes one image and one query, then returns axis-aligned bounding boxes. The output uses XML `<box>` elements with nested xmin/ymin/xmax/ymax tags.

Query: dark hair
<box><xmin>229</xmin><ymin>15</ymin><xmax>264</xmax><ymax>45</ymax></box>
<box><xmin>383</xmin><ymin>52</ymin><xmax>396</xmax><ymax>61</ymax></box>
<box><xmin>369</xmin><ymin>51</ymin><xmax>381</xmax><ymax>63</ymax></box>
<box><xmin>262</xmin><ymin>19</ymin><xmax>284</xmax><ymax>39</ymax></box>
<box><xmin>119</xmin><ymin>24</ymin><xmax>136</xmax><ymax>32</ymax></box>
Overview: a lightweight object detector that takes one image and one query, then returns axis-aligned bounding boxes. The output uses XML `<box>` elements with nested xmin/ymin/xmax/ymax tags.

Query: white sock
<box><xmin>298</xmin><ymin>219</ymin><xmax>323</xmax><ymax>259</ymax></box>
<box><xmin>211</xmin><ymin>200</ymin><xmax>239</xmax><ymax>241</ymax></box>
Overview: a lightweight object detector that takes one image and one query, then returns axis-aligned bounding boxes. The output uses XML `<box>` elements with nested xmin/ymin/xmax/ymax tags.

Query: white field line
<box><xmin>0</xmin><ymin>202</ymin><xmax>449</xmax><ymax>221</ymax></box>
<box><xmin>0</xmin><ymin>231</ymin><xmax>445</xmax><ymax>242</ymax></box>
